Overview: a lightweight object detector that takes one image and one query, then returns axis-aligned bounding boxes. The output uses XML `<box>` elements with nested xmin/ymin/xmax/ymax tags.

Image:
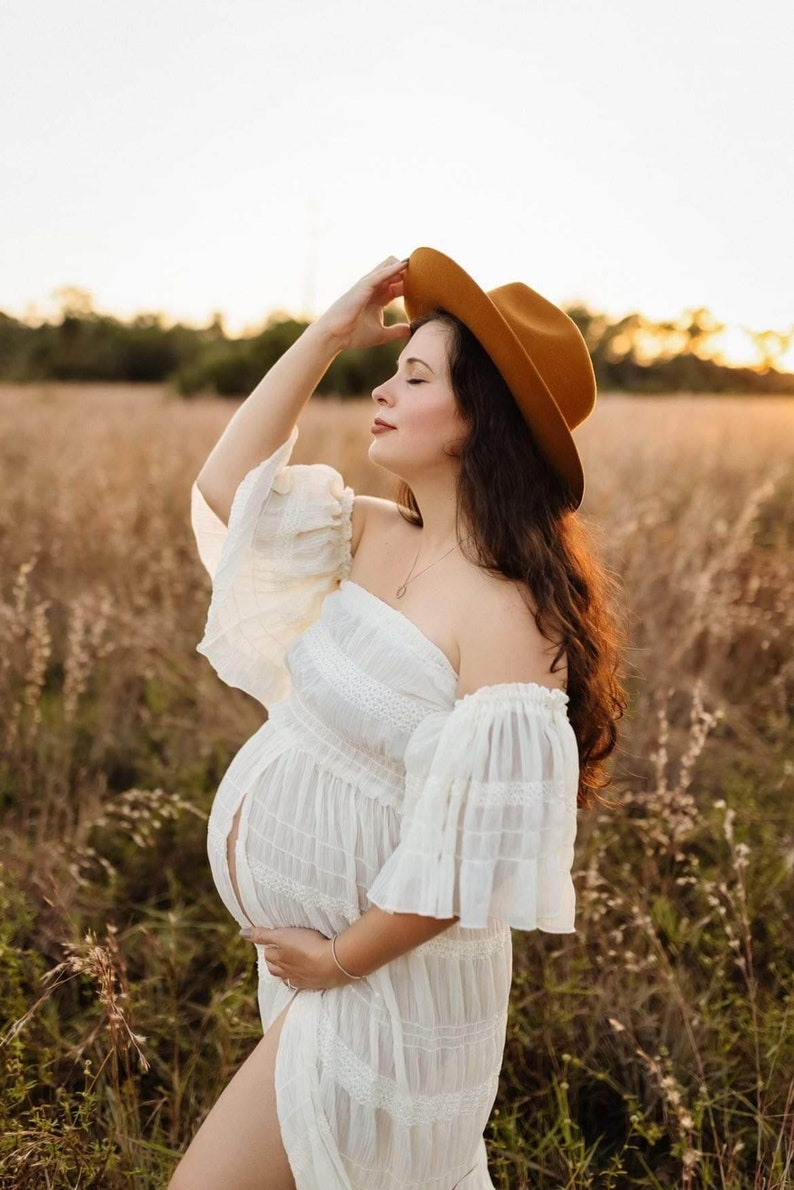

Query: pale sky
<box><xmin>2</xmin><ymin>0</ymin><xmax>792</xmax><ymax>367</ymax></box>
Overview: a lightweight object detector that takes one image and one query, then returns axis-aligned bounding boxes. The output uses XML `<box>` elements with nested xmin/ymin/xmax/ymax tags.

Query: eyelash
<box><xmin>406</xmin><ymin>378</ymin><xmax>424</xmax><ymax>385</ymax></box>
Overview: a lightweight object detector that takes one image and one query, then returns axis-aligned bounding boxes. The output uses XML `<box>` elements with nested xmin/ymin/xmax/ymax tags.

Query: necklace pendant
<box><xmin>395</xmin><ymin>583</ymin><xmax>407</xmax><ymax>599</ymax></box>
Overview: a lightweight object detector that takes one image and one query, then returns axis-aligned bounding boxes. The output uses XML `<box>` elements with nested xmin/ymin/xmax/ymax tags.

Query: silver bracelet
<box><xmin>331</xmin><ymin>933</ymin><xmax>364</xmax><ymax>980</ymax></box>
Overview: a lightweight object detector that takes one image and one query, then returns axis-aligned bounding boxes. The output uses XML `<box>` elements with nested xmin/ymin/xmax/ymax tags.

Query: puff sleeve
<box><xmin>190</xmin><ymin>425</ymin><xmax>354</xmax><ymax>709</ymax></box>
<box><xmin>366</xmin><ymin>682</ymin><xmax>579</xmax><ymax>932</ymax></box>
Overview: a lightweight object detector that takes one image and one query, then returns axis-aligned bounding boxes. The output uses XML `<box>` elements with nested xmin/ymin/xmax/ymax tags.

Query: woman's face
<box><xmin>369</xmin><ymin>320</ymin><xmax>468</xmax><ymax>472</ymax></box>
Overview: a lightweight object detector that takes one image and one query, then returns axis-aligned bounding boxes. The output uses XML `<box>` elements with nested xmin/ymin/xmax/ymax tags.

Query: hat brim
<box><xmin>402</xmin><ymin>246</ymin><xmax>585</xmax><ymax>508</ymax></box>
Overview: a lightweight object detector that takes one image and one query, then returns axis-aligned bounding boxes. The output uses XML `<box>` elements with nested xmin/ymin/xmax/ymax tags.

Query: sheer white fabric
<box><xmin>190</xmin><ymin>423</ymin><xmax>354</xmax><ymax>708</ymax></box>
<box><xmin>190</xmin><ymin>429</ymin><xmax>580</xmax><ymax>1190</ymax></box>
<box><xmin>366</xmin><ymin>685</ymin><xmax>578</xmax><ymax>932</ymax></box>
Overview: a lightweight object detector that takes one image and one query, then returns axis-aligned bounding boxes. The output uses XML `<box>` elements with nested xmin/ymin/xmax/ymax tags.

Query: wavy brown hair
<box><xmin>393</xmin><ymin>308</ymin><xmax>629</xmax><ymax>811</ymax></box>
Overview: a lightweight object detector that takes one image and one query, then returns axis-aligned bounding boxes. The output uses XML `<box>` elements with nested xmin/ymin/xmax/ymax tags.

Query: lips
<box><xmin>373</xmin><ymin>419</ymin><xmax>396</xmax><ymax>429</ymax></box>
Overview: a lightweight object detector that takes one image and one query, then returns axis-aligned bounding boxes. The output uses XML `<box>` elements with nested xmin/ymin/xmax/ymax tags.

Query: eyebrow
<box><xmin>398</xmin><ymin>356</ymin><xmax>435</xmax><ymax>374</ymax></box>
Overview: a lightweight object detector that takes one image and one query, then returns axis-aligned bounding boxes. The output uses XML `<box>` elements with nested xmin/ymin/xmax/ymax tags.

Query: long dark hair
<box><xmin>393</xmin><ymin>308</ymin><xmax>629</xmax><ymax>811</ymax></box>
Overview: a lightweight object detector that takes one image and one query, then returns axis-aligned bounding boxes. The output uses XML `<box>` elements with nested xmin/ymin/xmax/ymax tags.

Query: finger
<box><xmin>381</xmin><ymin>322</ymin><xmax>412</xmax><ymax>342</ymax></box>
<box><xmin>373</xmin><ymin>257</ymin><xmax>407</xmax><ymax>275</ymax></box>
<box><xmin>239</xmin><ymin>927</ymin><xmax>279</xmax><ymax>945</ymax></box>
<box><xmin>373</xmin><ymin>273</ymin><xmax>407</xmax><ymax>300</ymax></box>
<box><xmin>372</xmin><ymin>266</ymin><xmax>407</xmax><ymax>291</ymax></box>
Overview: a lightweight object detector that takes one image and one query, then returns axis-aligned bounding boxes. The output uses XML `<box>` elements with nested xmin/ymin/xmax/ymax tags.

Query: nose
<box><xmin>371</xmin><ymin>379</ymin><xmax>393</xmax><ymax>409</ymax></box>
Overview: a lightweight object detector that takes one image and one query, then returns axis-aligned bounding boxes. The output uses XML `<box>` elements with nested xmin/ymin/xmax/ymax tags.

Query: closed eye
<box><xmin>407</xmin><ymin>378</ymin><xmax>425</xmax><ymax>385</ymax></box>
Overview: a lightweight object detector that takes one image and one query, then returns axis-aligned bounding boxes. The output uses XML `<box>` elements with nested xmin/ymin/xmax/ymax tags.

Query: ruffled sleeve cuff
<box><xmin>190</xmin><ymin>425</ymin><xmax>354</xmax><ymax>709</ymax></box>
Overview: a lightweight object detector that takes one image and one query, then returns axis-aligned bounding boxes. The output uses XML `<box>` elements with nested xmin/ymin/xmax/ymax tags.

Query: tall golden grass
<box><xmin>1</xmin><ymin>382</ymin><xmax>793</xmax><ymax>1188</ymax></box>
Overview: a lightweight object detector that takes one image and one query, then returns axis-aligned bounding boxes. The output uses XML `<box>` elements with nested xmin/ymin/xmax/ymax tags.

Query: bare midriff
<box><xmin>226</xmin><ymin>801</ymin><xmax>254</xmax><ymax>925</ymax></box>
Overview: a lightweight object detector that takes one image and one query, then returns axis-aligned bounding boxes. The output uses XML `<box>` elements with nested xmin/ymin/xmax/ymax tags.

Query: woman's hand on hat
<box><xmin>315</xmin><ymin>256</ymin><xmax>412</xmax><ymax>352</ymax></box>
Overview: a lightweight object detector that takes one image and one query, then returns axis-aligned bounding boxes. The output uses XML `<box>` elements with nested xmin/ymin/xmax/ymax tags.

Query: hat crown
<box><xmin>486</xmin><ymin>282</ymin><xmax>596</xmax><ymax>433</ymax></box>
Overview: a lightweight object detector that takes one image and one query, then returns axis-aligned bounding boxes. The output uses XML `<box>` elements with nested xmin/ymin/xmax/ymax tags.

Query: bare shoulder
<box><xmin>453</xmin><ymin>565</ymin><xmax>568</xmax><ymax>698</ymax></box>
<box><xmin>350</xmin><ymin>495</ymin><xmax>400</xmax><ymax>558</ymax></box>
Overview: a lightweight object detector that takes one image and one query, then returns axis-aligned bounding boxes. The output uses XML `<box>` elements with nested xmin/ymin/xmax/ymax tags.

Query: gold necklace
<box><xmin>396</xmin><ymin>534</ymin><xmax>473</xmax><ymax>599</ymax></box>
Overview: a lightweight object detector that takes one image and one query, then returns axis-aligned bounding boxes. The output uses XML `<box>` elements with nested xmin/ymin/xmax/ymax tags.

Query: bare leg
<box><xmin>168</xmin><ymin>995</ymin><xmax>297</xmax><ymax>1190</ymax></box>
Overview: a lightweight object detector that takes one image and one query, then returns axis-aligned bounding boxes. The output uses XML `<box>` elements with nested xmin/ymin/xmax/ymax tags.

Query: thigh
<box><xmin>168</xmin><ymin>995</ymin><xmax>297</xmax><ymax>1190</ymax></box>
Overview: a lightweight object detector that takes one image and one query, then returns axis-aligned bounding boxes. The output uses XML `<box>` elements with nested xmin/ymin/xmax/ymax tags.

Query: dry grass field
<box><xmin>1</xmin><ymin>382</ymin><xmax>793</xmax><ymax>1188</ymax></box>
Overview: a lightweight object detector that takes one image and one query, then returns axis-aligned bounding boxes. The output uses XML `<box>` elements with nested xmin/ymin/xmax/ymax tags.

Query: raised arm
<box><xmin>195</xmin><ymin>255</ymin><xmax>411</xmax><ymax>525</ymax></box>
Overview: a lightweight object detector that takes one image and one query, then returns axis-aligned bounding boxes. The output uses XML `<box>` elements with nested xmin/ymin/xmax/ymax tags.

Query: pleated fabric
<box><xmin>366</xmin><ymin>684</ymin><xmax>578</xmax><ymax>932</ymax></box>
<box><xmin>190</xmin><ymin>423</ymin><xmax>354</xmax><ymax>708</ymax></box>
<box><xmin>190</xmin><ymin>428</ymin><xmax>580</xmax><ymax>1189</ymax></box>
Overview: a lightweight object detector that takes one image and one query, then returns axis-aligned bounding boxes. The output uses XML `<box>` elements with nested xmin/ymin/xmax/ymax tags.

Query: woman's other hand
<box><xmin>240</xmin><ymin>925</ymin><xmax>352</xmax><ymax>990</ymax></box>
<box><xmin>314</xmin><ymin>256</ymin><xmax>412</xmax><ymax>353</ymax></box>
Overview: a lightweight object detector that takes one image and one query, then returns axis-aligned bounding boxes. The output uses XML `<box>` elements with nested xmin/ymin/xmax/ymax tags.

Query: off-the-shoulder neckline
<box><xmin>339</xmin><ymin>580</ymin><xmax>569</xmax><ymax>711</ymax></box>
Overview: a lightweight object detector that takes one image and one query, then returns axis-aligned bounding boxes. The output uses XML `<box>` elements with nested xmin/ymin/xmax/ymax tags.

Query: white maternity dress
<box><xmin>189</xmin><ymin>425</ymin><xmax>580</xmax><ymax>1190</ymax></box>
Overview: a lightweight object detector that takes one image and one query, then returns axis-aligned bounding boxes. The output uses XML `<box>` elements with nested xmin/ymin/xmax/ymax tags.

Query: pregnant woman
<box><xmin>170</xmin><ymin>248</ymin><xmax>626</xmax><ymax>1189</ymax></box>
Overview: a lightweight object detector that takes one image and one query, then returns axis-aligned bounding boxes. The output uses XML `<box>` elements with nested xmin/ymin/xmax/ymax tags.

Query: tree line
<box><xmin>1</xmin><ymin>293</ymin><xmax>791</xmax><ymax>397</ymax></box>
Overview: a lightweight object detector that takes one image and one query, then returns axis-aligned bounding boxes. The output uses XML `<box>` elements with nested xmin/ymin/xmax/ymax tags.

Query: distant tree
<box><xmin>752</xmin><ymin>327</ymin><xmax>793</xmax><ymax>373</ymax></box>
<box><xmin>207</xmin><ymin>311</ymin><xmax>226</xmax><ymax>339</ymax></box>
<box><xmin>52</xmin><ymin>286</ymin><xmax>95</xmax><ymax>319</ymax></box>
<box><xmin>679</xmin><ymin>306</ymin><xmax>727</xmax><ymax>358</ymax></box>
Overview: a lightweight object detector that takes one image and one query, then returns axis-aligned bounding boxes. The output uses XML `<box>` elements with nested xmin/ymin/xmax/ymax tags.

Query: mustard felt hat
<box><xmin>402</xmin><ymin>246</ymin><xmax>596</xmax><ymax>510</ymax></box>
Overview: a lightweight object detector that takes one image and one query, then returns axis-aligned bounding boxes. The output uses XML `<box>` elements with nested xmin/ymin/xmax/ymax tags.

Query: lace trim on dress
<box><xmin>317</xmin><ymin>1007</ymin><xmax>500</xmax><ymax>1126</ymax></box>
<box><xmin>268</xmin><ymin>690</ymin><xmax>407</xmax><ymax>802</ymax></box>
<box><xmin>247</xmin><ymin>857</ymin><xmax>361</xmax><ymax>919</ymax></box>
<box><xmin>304</xmin><ymin>624</ymin><xmax>431</xmax><ymax>735</ymax></box>
<box><xmin>345</xmin><ymin>982</ymin><xmax>508</xmax><ymax>1047</ymax></box>
<box><xmin>417</xmin><ymin>925</ymin><xmax>510</xmax><ymax>960</ymax></box>
<box><xmin>405</xmin><ymin>772</ymin><xmax>571</xmax><ymax>811</ymax></box>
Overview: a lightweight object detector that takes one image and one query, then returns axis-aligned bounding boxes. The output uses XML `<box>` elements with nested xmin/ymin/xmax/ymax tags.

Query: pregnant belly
<box><xmin>208</xmin><ymin>787</ymin><xmax>319</xmax><ymax>932</ymax></box>
<box><xmin>207</xmin><ymin>748</ymin><xmax>375</xmax><ymax>938</ymax></box>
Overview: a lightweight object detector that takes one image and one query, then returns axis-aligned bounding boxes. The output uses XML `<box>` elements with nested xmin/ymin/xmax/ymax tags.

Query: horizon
<box><xmin>6</xmin><ymin>288</ymin><xmax>791</xmax><ymax>377</ymax></box>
